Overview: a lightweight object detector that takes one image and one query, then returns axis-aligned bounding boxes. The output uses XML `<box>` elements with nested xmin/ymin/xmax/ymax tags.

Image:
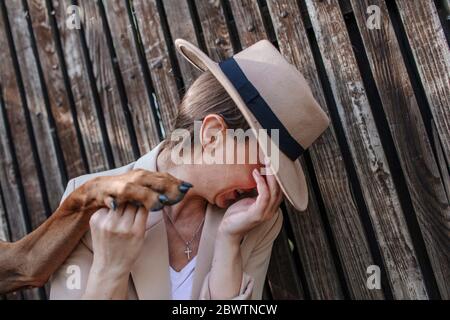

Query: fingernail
<box><xmin>111</xmin><ymin>199</ymin><xmax>117</xmax><ymax>211</ymax></box>
<box><xmin>158</xmin><ymin>194</ymin><xmax>169</xmax><ymax>204</ymax></box>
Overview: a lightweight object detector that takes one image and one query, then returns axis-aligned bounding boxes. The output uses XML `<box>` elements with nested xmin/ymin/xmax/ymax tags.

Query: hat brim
<box><xmin>175</xmin><ymin>39</ymin><xmax>308</xmax><ymax>211</ymax></box>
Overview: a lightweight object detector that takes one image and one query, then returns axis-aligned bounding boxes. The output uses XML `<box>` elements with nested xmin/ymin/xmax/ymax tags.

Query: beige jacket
<box><xmin>49</xmin><ymin>143</ymin><xmax>283</xmax><ymax>300</ymax></box>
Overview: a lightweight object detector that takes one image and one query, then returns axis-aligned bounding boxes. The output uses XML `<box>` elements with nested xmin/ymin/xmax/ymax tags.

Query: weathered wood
<box><xmin>132</xmin><ymin>0</ymin><xmax>180</xmax><ymax>133</ymax></box>
<box><xmin>267</xmin><ymin>225</ymin><xmax>305</xmax><ymax>299</ymax></box>
<box><xmin>101</xmin><ymin>0</ymin><xmax>161</xmax><ymax>154</ymax></box>
<box><xmin>266</xmin><ymin>0</ymin><xmax>383</xmax><ymax>299</ymax></box>
<box><xmin>228</xmin><ymin>0</ymin><xmax>345</xmax><ymax>299</ymax></box>
<box><xmin>0</xmin><ymin>88</ymin><xmax>27</xmax><ymax>241</ymax></box>
<box><xmin>432</xmin><ymin>123</ymin><xmax>450</xmax><ymax>200</ymax></box>
<box><xmin>4</xmin><ymin>0</ymin><xmax>64</xmax><ymax>213</ymax></box>
<box><xmin>77</xmin><ymin>0</ymin><xmax>136</xmax><ymax>166</ymax></box>
<box><xmin>26</xmin><ymin>0</ymin><xmax>86</xmax><ymax>180</ymax></box>
<box><xmin>0</xmin><ymin>3</ymin><xmax>48</xmax><ymax>235</ymax></box>
<box><xmin>194</xmin><ymin>0</ymin><xmax>234</xmax><ymax>60</ymax></box>
<box><xmin>162</xmin><ymin>0</ymin><xmax>201</xmax><ymax>88</ymax></box>
<box><xmin>0</xmin><ymin>79</ymin><xmax>41</xmax><ymax>300</ymax></box>
<box><xmin>351</xmin><ymin>0</ymin><xmax>450</xmax><ymax>300</ymax></box>
<box><xmin>0</xmin><ymin>104</ymin><xmax>44</xmax><ymax>306</ymax></box>
<box><xmin>0</xmin><ymin>190</ymin><xmax>8</xmax><ymax>242</ymax></box>
<box><xmin>305</xmin><ymin>0</ymin><xmax>428</xmax><ymax>299</ymax></box>
<box><xmin>395</xmin><ymin>0</ymin><xmax>450</xmax><ymax>169</ymax></box>
<box><xmin>51</xmin><ymin>0</ymin><xmax>110</xmax><ymax>174</ymax></box>
<box><xmin>284</xmin><ymin>180</ymin><xmax>345</xmax><ymax>299</ymax></box>
<box><xmin>227</xmin><ymin>0</ymin><xmax>267</xmax><ymax>48</ymax></box>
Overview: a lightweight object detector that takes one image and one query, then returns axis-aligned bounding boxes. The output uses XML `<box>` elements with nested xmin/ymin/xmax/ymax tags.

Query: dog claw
<box><xmin>150</xmin><ymin>182</ymin><xmax>191</xmax><ymax>210</ymax></box>
<box><xmin>151</xmin><ymin>202</ymin><xmax>164</xmax><ymax>212</ymax></box>
<box><xmin>111</xmin><ymin>199</ymin><xmax>118</xmax><ymax>211</ymax></box>
<box><xmin>165</xmin><ymin>193</ymin><xmax>186</xmax><ymax>206</ymax></box>
<box><xmin>179</xmin><ymin>182</ymin><xmax>193</xmax><ymax>193</ymax></box>
<box><xmin>158</xmin><ymin>194</ymin><xmax>169</xmax><ymax>204</ymax></box>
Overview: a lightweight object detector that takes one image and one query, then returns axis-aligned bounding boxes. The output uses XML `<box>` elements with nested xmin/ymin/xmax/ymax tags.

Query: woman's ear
<box><xmin>200</xmin><ymin>114</ymin><xmax>227</xmax><ymax>148</ymax></box>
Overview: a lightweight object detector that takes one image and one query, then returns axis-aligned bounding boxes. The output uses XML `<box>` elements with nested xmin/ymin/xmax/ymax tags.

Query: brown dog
<box><xmin>0</xmin><ymin>169</ymin><xmax>191</xmax><ymax>295</ymax></box>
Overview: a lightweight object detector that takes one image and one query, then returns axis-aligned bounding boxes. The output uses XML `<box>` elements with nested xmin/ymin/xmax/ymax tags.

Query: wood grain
<box><xmin>51</xmin><ymin>0</ymin><xmax>110</xmax><ymax>173</ymax></box>
<box><xmin>0</xmin><ymin>189</ymin><xmax>8</xmax><ymax>242</ymax></box>
<box><xmin>0</xmin><ymin>88</ymin><xmax>28</xmax><ymax>241</ymax></box>
<box><xmin>161</xmin><ymin>0</ymin><xmax>201</xmax><ymax>88</ymax></box>
<box><xmin>266</xmin><ymin>0</ymin><xmax>383</xmax><ymax>299</ymax></box>
<box><xmin>0</xmin><ymin>1</ymin><xmax>48</xmax><ymax>242</ymax></box>
<box><xmin>395</xmin><ymin>0</ymin><xmax>450</xmax><ymax>169</ymax></box>
<box><xmin>0</xmin><ymin>17</ymin><xmax>42</xmax><ymax>299</ymax></box>
<box><xmin>194</xmin><ymin>0</ymin><xmax>234</xmax><ymax>60</ymax></box>
<box><xmin>132</xmin><ymin>0</ymin><xmax>181</xmax><ymax>134</ymax></box>
<box><xmin>351</xmin><ymin>0</ymin><xmax>450</xmax><ymax>300</ymax></box>
<box><xmin>26</xmin><ymin>0</ymin><xmax>86</xmax><ymax>180</ymax></box>
<box><xmin>77</xmin><ymin>0</ymin><xmax>136</xmax><ymax>166</ymax></box>
<box><xmin>305</xmin><ymin>0</ymin><xmax>428</xmax><ymax>299</ymax></box>
<box><xmin>227</xmin><ymin>0</ymin><xmax>268</xmax><ymax>48</ymax></box>
<box><xmin>102</xmin><ymin>0</ymin><xmax>161</xmax><ymax>153</ymax></box>
<box><xmin>4</xmin><ymin>0</ymin><xmax>64</xmax><ymax>212</ymax></box>
<box><xmin>267</xmin><ymin>225</ymin><xmax>305</xmax><ymax>299</ymax></box>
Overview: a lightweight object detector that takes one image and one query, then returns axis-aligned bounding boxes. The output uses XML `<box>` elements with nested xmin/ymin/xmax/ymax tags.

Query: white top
<box><xmin>169</xmin><ymin>256</ymin><xmax>197</xmax><ymax>300</ymax></box>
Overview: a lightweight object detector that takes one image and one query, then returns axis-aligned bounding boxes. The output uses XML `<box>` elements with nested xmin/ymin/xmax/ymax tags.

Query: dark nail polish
<box><xmin>158</xmin><ymin>194</ymin><xmax>169</xmax><ymax>204</ymax></box>
<box><xmin>181</xmin><ymin>181</ymin><xmax>193</xmax><ymax>188</ymax></box>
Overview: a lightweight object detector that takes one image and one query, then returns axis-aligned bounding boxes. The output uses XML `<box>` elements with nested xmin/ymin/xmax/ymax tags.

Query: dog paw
<box><xmin>99</xmin><ymin>169</ymin><xmax>193</xmax><ymax>212</ymax></box>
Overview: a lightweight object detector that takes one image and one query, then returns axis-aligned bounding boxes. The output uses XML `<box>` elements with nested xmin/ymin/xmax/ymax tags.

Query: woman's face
<box><xmin>210</xmin><ymin>142</ymin><xmax>262</xmax><ymax>209</ymax></box>
<box><xmin>195</xmin><ymin>114</ymin><xmax>263</xmax><ymax>208</ymax></box>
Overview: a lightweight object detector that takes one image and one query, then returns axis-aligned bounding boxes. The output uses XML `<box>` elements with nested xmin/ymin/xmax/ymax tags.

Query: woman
<box><xmin>50</xmin><ymin>39</ymin><xmax>330</xmax><ymax>300</ymax></box>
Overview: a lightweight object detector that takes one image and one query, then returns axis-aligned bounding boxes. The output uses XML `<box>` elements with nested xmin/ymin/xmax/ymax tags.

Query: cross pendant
<box><xmin>184</xmin><ymin>245</ymin><xmax>192</xmax><ymax>260</ymax></box>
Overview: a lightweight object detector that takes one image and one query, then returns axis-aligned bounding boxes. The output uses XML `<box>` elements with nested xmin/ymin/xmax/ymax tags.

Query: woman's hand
<box><xmin>218</xmin><ymin>165</ymin><xmax>283</xmax><ymax>243</ymax></box>
<box><xmin>209</xmin><ymin>164</ymin><xmax>283</xmax><ymax>299</ymax></box>
<box><xmin>83</xmin><ymin>205</ymin><xmax>148</xmax><ymax>299</ymax></box>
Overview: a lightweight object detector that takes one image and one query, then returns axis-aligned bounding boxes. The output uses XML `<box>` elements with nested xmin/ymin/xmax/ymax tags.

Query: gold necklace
<box><xmin>164</xmin><ymin>210</ymin><xmax>205</xmax><ymax>260</ymax></box>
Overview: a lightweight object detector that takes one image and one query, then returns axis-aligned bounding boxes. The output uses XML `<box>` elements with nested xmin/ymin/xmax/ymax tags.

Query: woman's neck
<box><xmin>156</xmin><ymin>147</ymin><xmax>207</xmax><ymax>222</ymax></box>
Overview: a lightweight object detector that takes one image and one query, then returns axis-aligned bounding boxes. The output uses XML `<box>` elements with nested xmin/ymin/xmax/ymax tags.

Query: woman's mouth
<box><xmin>229</xmin><ymin>188</ymin><xmax>253</xmax><ymax>201</ymax></box>
<box><xmin>235</xmin><ymin>189</ymin><xmax>245</xmax><ymax>198</ymax></box>
<box><xmin>215</xmin><ymin>188</ymin><xmax>256</xmax><ymax>208</ymax></box>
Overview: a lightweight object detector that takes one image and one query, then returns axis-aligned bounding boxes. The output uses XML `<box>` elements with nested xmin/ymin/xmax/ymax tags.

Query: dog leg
<box><xmin>0</xmin><ymin>169</ymin><xmax>191</xmax><ymax>294</ymax></box>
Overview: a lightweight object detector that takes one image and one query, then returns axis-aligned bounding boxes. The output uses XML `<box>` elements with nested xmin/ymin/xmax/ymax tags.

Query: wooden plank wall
<box><xmin>0</xmin><ymin>0</ymin><xmax>448</xmax><ymax>300</ymax></box>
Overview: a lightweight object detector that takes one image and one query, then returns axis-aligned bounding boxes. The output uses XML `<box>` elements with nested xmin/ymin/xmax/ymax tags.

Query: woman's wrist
<box><xmin>217</xmin><ymin>225</ymin><xmax>244</xmax><ymax>247</ymax></box>
<box><xmin>91</xmin><ymin>258</ymin><xmax>132</xmax><ymax>280</ymax></box>
<box><xmin>83</xmin><ymin>262</ymin><xmax>130</xmax><ymax>299</ymax></box>
<box><xmin>208</xmin><ymin>229</ymin><xmax>243</xmax><ymax>299</ymax></box>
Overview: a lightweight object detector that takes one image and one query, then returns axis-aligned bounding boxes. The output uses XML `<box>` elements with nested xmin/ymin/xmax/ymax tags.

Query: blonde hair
<box><xmin>162</xmin><ymin>70</ymin><xmax>249</xmax><ymax>150</ymax></box>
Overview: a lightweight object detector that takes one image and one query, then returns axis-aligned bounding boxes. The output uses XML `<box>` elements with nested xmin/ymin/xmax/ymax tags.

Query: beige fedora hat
<box><xmin>174</xmin><ymin>39</ymin><xmax>330</xmax><ymax>211</ymax></box>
